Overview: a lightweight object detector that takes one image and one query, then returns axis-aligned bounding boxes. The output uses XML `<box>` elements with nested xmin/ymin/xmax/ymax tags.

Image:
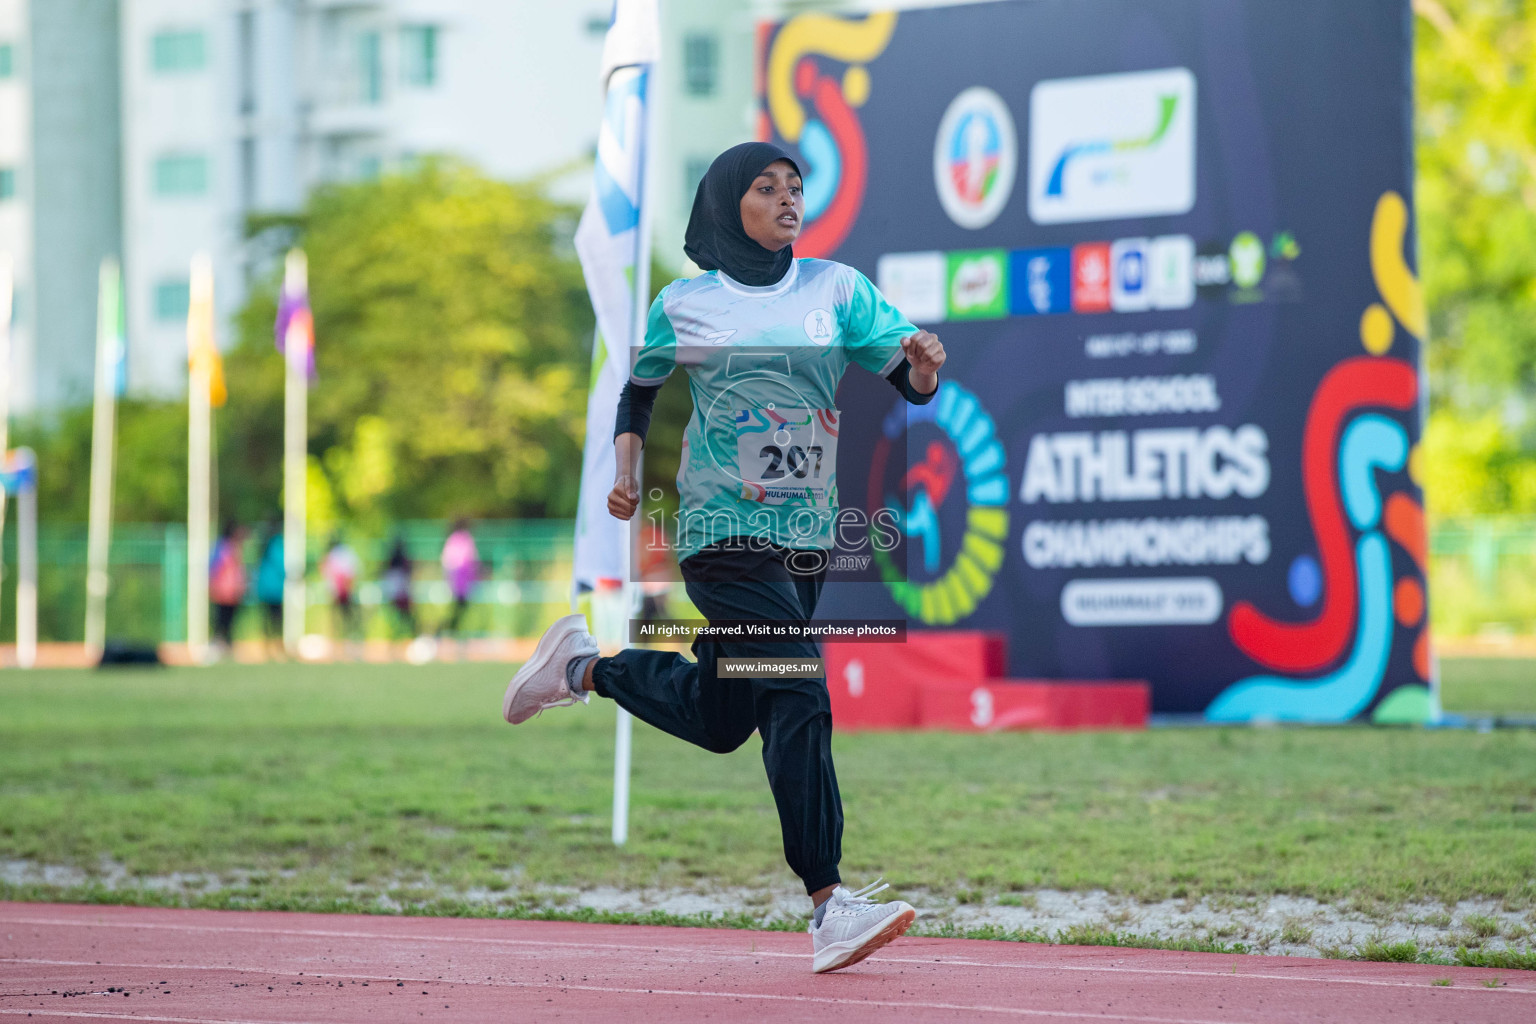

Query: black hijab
<box><xmin>683</xmin><ymin>142</ymin><xmax>801</xmax><ymax>287</ymax></box>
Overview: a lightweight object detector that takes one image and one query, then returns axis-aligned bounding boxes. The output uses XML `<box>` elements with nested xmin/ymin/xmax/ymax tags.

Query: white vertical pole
<box><xmin>282</xmin><ymin>250</ymin><xmax>309</xmax><ymax>656</ymax></box>
<box><xmin>611</xmin><ymin>49</ymin><xmax>660</xmax><ymax>847</ymax></box>
<box><xmin>187</xmin><ymin>254</ymin><xmax>213</xmax><ymax>661</ymax></box>
<box><xmin>84</xmin><ymin>258</ymin><xmax>123</xmax><ymax>660</ymax></box>
<box><xmin>17</xmin><ymin>460</ymin><xmax>35</xmax><ymax>669</ymax></box>
<box><xmin>611</xmin><ymin>697</ymin><xmax>633</xmax><ymax>845</ymax></box>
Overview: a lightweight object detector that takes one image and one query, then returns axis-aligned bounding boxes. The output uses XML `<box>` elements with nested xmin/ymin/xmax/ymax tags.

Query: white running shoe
<box><xmin>502</xmin><ymin>614</ymin><xmax>597</xmax><ymax>724</ymax></box>
<box><xmin>809</xmin><ymin>879</ymin><xmax>916</xmax><ymax>973</ymax></box>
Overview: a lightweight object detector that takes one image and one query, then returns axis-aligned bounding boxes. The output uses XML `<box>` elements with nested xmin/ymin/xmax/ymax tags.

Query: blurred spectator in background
<box><xmin>438</xmin><ymin>520</ymin><xmax>480</xmax><ymax>644</ymax></box>
<box><xmin>321</xmin><ymin>534</ymin><xmax>362</xmax><ymax>656</ymax></box>
<box><xmin>383</xmin><ymin>537</ymin><xmax>416</xmax><ymax>639</ymax></box>
<box><xmin>255</xmin><ymin>522</ymin><xmax>286</xmax><ymax>660</ymax></box>
<box><xmin>210</xmin><ymin>522</ymin><xmax>249</xmax><ymax>657</ymax></box>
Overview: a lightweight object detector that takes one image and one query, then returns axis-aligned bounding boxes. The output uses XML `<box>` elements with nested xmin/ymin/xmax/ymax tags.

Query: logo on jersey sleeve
<box><xmin>804</xmin><ymin>308</ymin><xmax>837</xmax><ymax>345</ymax></box>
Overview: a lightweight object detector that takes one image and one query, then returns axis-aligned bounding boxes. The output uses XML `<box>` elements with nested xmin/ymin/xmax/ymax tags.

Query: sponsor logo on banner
<box><xmin>1195</xmin><ymin>244</ymin><xmax>1233</xmax><ymax>290</ymax></box>
<box><xmin>1071</xmin><ymin>242</ymin><xmax>1112</xmax><ymax>313</ymax></box>
<box><xmin>1149</xmin><ymin>235</ymin><xmax>1196</xmax><ymax>309</ymax></box>
<box><xmin>1008</xmin><ymin>247</ymin><xmax>1072</xmax><ymax>315</ymax></box>
<box><xmin>876</xmin><ymin>251</ymin><xmax>947</xmax><ymax>324</ymax></box>
<box><xmin>1110</xmin><ymin>238</ymin><xmax>1151</xmax><ymax>312</ymax></box>
<box><xmin>1029</xmin><ymin>67</ymin><xmax>1197</xmax><ymax>224</ymax></box>
<box><xmin>876</xmin><ymin>232</ymin><xmax>1288</xmax><ymax>323</ymax></box>
<box><xmin>947</xmin><ymin>249</ymin><xmax>1008</xmax><ymax>319</ymax></box>
<box><xmin>933</xmin><ymin>87</ymin><xmax>1017</xmax><ymax>229</ymax></box>
<box><xmin>1229</xmin><ymin>231</ymin><xmax>1267</xmax><ymax>290</ymax></box>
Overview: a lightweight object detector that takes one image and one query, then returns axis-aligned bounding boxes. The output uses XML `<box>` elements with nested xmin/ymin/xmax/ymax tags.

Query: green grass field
<box><xmin>1439</xmin><ymin>657</ymin><xmax>1536</xmax><ymax>715</ymax></box>
<box><xmin>1</xmin><ymin>657</ymin><xmax>1532</xmax><ymax>931</ymax></box>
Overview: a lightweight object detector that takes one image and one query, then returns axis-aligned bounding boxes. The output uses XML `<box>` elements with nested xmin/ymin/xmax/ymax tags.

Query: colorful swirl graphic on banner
<box><xmin>869</xmin><ymin>381</ymin><xmax>1009</xmax><ymax>626</ymax></box>
<box><xmin>1210</xmin><ymin>192</ymin><xmax>1432</xmax><ymax>723</ymax></box>
<box><xmin>759</xmin><ymin>12</ymin><xmax>897</xmax><ymax>257</ymax></box>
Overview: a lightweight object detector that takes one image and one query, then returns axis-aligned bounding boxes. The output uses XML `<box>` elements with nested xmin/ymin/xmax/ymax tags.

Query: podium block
<box><xmin>916</xmin><ymin>680</ymin><xmax>1150</xmax><ymax>732</ymax></box>
<box><xmin>901</xmin><ymin>630</ymin><xmax>1007</xmax><ymax>679</ymax></box>
<box><xmin>823</xmin><ymin>631</ymin><xmax>1008</xmax><ymax>730</ymax></box>
<box><xmin>824</xmin><ymin>643</ymin><xmax>922</xmax><ymax>729</ymax></box>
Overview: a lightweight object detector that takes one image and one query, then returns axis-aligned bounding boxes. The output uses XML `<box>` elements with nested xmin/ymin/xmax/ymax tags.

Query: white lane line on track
<box><xmin>2</xmin><ymin>917</ymin><xmax>1529</xmax><ymax>996</ymax></box>
<box><xmin>0</xmin><ymin>960</ymin><xmax>1267</xmax><ymax>1024</ymax></box>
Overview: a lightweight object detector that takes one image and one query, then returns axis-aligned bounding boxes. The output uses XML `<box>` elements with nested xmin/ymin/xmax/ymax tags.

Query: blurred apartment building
<box><xmin>0</xmin><ymin>0</ymin><xmax>759</xmax><ymax>411</ymax></box>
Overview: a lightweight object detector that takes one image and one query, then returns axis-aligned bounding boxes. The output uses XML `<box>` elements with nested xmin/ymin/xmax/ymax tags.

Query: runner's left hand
<box><xmin>901</xmin><ymin>331</ymin><xmax>946</xmax><ymax>375</ymax></box>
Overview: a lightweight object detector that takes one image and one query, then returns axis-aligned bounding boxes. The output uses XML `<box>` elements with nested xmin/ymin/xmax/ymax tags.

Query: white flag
<box><xmin>572</xmin><ymin>0</ymin><xmax>659</xmax><ymax>592</ymax></box>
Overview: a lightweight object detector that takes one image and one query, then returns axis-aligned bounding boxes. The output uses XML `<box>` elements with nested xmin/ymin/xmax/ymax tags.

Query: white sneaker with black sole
<box><xmin>809</xmin><ymin>879</ymin><xmax>916</xmax><ymax>973</ymax></box>
<box><xmin>502</xmin><ymin>614</ymin><xmax>597</xmax><ymax>724</ymax></box>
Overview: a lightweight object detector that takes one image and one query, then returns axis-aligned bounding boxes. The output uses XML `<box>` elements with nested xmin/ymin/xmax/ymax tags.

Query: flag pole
<box><xmin>16</xmin><ymin>449</ymin><xmax>35</xmax><ymax>669</ymax></box>
<box><xmin>84</xmin><ymin>258</ymin><xmax>124</xmax><ymax>661</ymax></box>
<box><xmin>187</xmin><ymin>254</ymin><xmax>214</xmax><ymax>662</ymax></box>
<box><xmin>613</xmin><ymin>47</ymin><xmax>660</xmax><ymax>849</ymax></box>
<box><xmin>281</xmin><ymin>249</ymin><xmax>309</xmax><ymax>656</ymax></box>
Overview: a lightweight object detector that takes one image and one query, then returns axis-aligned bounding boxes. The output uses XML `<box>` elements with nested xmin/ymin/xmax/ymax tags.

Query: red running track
<box><xmin>0</xmin><ymin>902</ymin><xmax>1530</xmax><ymax>1023</ymax></box>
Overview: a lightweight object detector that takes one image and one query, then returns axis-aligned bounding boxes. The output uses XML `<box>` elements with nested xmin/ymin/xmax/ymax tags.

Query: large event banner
<box><xmin>757</xmin><ymin>0</ymin><xmax>1431</xmax><ymax>720</ymax></box>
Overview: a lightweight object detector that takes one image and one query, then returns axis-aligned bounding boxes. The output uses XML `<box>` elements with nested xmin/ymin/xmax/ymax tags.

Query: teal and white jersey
<box><xmin>633</xmin><ymin>258</ymin><xmax>917</xmax><ymax>562</ymax></box>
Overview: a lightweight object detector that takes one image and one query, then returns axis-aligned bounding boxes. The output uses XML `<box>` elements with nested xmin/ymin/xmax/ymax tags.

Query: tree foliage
<box><xmin>1414</xmin><ymin>0</ymin><xmax>1536</xmax><ymax>514</ymax></box>
<box><xmin>221</xmin><ymin>160</ymin><xmax>596</xmax><ymax>524</ymax></box>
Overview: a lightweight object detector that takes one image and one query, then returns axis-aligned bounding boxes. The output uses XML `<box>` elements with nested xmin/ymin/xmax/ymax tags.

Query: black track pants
<box><xmin>590</xmin><ymin>543</ymin><xmax>841</xmax><ymax>895</ymax></box>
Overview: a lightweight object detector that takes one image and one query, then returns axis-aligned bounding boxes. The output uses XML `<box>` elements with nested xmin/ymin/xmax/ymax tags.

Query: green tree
<box><xmin>222</xmin><ymin>160</ymin><xmax>596</xmax><ymax>523</ymax></box>
<box><xmin>1414</xmin><ymin>0</ymin><xmax>1536</xmax><ymax>514</ymax></box>
<box><xmin>15</xmin><ymin>400</ymin><xmax>188</xmax><ymax>524</ymax></box>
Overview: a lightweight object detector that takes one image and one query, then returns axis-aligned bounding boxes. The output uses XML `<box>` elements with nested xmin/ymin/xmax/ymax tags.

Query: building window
<box><xmin>683</xmin><ymin>33</ymin><xmax>717</xmax><ymax>97</ymax></box>
<box><xmin>151</xmin><ymin>30</ymin><xmax>206</xmax><ymax>73</ymax></box>
<box><xmin>400</xmin><ymin>25</ymin><xmax>437</xmax><ymax>87</ymax></box>
<box><xmin>0</xmin><ymin>167</ymin><xmax>15</xmax><ymax>201</ymax></box>
<box><xmin>240</xmin><ymin>138</ymin><xmax>257</xmax><ymax>210</ymax></box>
<box><xmin>154</xmin><ymin>279</ymin><xmax>191</xmax><ymax>322</ymax></box>
<box><xmin>0</xmin><ymin>42</ymin><xmax>15</xmax><ymax>79</ymax></box>
<box><xmin>237</xmin><ymin>11</ymin><xmax>256</xmax><ymax>113</ymax></box>
<box><xmin>358</xmin><ymin>30</ymin><xmax>383</xmax><ymax>104</ymax></box>
<box><xmin>154</xmin><ymin>154</ymin><xmax>209</xmax><ymax>197</ymax></box>
<box><xmin>683</xmin><ymin>157</ymin><xmax>711</xmax><ymax>204</ymax></box>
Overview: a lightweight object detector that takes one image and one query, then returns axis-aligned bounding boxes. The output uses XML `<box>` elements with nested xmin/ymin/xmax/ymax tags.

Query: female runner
<box><xmin>504</xmin><ymin>142</ymin><xmax>945</xmax><ymax>973</ymax></box>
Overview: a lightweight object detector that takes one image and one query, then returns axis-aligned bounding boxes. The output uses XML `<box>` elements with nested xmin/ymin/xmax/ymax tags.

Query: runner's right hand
<box><xmin>608</xmin><ymin>475</ymin><xmax>641</xmax><ymax>520</ymax></box>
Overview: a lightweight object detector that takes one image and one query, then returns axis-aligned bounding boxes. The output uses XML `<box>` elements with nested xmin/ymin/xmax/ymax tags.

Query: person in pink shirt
<box><xmin>438</xmin><ymin>520</ymin><xmax>479</xmax><ymax>640</ymax></box>
<box><xmin>321</xmin><ymin>534</ymin><xmax>362</xmax><ymax>652</ymax></box>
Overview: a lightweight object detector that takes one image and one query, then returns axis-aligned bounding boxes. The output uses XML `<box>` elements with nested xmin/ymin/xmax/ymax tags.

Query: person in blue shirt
<box><xmin>503</xmin><ymin>142</ymin><xmax>944</xmax><ymax>973</ymax></box>
<box><xmin>255</xmin><ymin>522</ymin><xmax>285</xmax><ymax>660</ymax></box>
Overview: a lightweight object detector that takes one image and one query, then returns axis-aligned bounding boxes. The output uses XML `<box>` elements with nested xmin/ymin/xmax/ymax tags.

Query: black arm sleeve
<box><xmin>884</xmin><ymin>356</ymin><xmax>938</xmax><ymax>405</ymax></box>
<box><xmin>614</xmin><ymin>379</ymin><xmax>663</xmax><ymax>444</ymax></box>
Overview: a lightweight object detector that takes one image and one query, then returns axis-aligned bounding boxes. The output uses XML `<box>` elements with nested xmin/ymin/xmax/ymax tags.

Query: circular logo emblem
<box><xmin>868</xmin><ymin>380</ymin><xmax>1010</xmax><ymax>625</ymax></box>
<box><xmin>934</xmin><ymin>87</ymin><xmax>1017</xmax><ymax>230</ymax></box>
<box><xmin>803</xmin><ymin>308</ymin><xmax>836</xmax><ymax>346</ymax></box>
